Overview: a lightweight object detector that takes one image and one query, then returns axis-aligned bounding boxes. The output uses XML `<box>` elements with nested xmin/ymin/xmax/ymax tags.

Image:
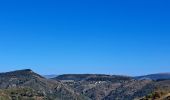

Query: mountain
<box><xmin>52</xmin><ymin>74</ymin><xmax>153</xmax><ymax>100</ymax></box>
<box><xmin>0</xmin><ymin>69</ymin><xmax>89</xmax><ymax>100</ymax></box>
<box><xmin>52</xmin><ymin>74</ymin><xmax>131</xmax><ymax>81</ymax></box>
<box><xmin>1</xmin><ymin>69</ymin><xmax>170</xmax><ymax>100</ymax></box>
<box><xmin>52</xmin><ymin>74</ymin><xmax>170</xmax><ymax>100</ymax></box>
<box><xmin>135</xmin><ymin>73</ymin><xmax>170</xmax><ymax>81</ymax></box>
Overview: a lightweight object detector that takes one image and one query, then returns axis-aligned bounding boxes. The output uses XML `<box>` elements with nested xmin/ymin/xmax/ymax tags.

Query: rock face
<box><xmin>0</xmin><ymin>69</ymin><xmax>170</xmax><ymax>100</ymax></box>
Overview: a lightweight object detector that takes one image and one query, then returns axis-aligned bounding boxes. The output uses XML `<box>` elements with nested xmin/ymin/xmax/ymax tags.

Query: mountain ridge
<box><xmin>0</xmin><ymin>69</ymin><xmax>170</xmax><ymax>100</ymax></box>
<box><xmin>135</xmin><ymin>73</ymin><xmax>170</xmax><ymax>81</ymax></box>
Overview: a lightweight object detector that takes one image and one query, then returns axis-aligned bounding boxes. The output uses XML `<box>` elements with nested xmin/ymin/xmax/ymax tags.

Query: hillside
<box><xmin>53</xmin><ymin>74</ymin><xmax>170</xmax><ymax>100</ymax></box>
<box><xmin>0</xmin><ymin>69</ymin><xmax>170</xmax><ymax>100</ymax></box>
<box><xmin>0</xmin><ymin>69</ymin><xmax>89</xmax><ymax>100</ymax></box>
<box><xmin>52</xmin><ymin>74</ymin><xmax>153</xmax><ymax>100</ymax></box>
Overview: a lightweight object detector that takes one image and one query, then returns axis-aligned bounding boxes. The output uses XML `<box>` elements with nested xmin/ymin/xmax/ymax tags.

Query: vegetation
<box><xmin>1</xmin><ymin>69</ymin><xmax>170</xmax><ymax>100</ymax></box>
<box><xmin>0</xmin><ymin>88</ymin><xmax>45</xmax><ymax>100</ymax></box>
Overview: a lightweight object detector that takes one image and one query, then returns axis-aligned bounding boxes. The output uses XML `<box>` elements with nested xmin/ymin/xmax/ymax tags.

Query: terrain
<box><xmin>0</xmin><ymin>69</ymin><xmax>170</xmax><ymax>100</ymax></box>
<box><xmin>135</xmin><ymin>73</ymin><xmax>170</xmax><ymax>81</ymax></box>
<box><xmin>0</xmin><ymin>69</ymin><xmax>88</xmax><ymax>100</ymax></box>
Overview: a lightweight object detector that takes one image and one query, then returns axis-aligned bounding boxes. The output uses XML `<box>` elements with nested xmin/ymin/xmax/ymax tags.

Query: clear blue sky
<box><xmin>0</xmin><ymin>0</ymin><xmax>169</xmax><ymax>76</ymax></box>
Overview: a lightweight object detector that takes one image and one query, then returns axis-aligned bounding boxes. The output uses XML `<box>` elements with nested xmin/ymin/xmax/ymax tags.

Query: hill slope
<box><xmin>1</xmin><ymin>69</ymin><xmax>170</xmax><ymax>100</ymax></box>
<box><xmin>0</xmin><ymin>69</ymin><xmax>89</xmax><ymax>100</ymax></box>
<box><xmin>53</xmin><ymin>74</ymin><xmax>170</xmax><ymax>100</ymax></box>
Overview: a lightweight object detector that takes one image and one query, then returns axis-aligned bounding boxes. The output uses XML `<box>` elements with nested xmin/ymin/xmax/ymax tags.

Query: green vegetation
<box><xmin>0</xmin><ymin>88</ymin><xmax>45</xmax><ymax>100</ymax></box>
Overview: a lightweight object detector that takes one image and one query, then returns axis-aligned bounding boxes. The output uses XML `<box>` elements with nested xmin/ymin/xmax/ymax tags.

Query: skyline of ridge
<box><xmin>1</xmin><ymin>69</ymin><xmax>170</xmax><ymax>77</ymax></box>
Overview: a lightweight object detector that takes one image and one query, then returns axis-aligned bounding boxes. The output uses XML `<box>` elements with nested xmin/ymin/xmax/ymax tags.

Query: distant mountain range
<box><xmin>43</xmin><ymin>75</ymin><xmax>58</xmax><ymax>79</ymax></box>
<box><xmin>45</xmin><ymin>73</ymin><xmax>170</xmax><ymax>81</ymax></box>
<box><xmin>135</xmin><ymin>73</ymin><xmax>170</xmax><ymax>81</ymax></box>
<box><xmin>0</xmin><ymin>69</ymin><xmax>170</xmax><ymax>100</ymax></box>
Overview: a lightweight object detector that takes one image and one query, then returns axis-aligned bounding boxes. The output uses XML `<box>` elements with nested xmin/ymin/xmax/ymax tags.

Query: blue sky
<box><xmin>0</xmin><ymin>0</ymin><xmax>169</xmax><ymax>75</ymax></box>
